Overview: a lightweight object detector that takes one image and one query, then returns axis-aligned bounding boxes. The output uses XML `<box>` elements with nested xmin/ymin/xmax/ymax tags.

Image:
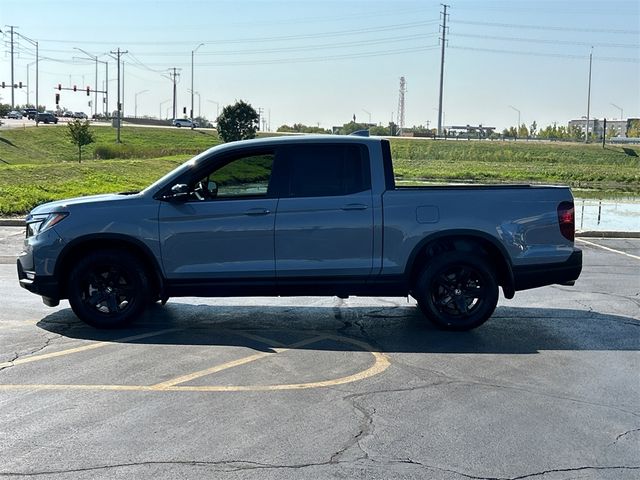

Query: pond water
<box><xmin>575</xmin><ymin>198</ymin><xmax>640</xmax><ymax>232</ymax></box>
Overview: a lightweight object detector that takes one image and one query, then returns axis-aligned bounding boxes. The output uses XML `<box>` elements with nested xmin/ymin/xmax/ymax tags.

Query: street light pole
<box><xmin>191</xmin><ymin>43</ymin><xmax>204</xmax><ymax>128</ymax></box>
<box><xmin>585</xmin><ymin>48</ymin><xmax>593</xmax><ymax>143</ymax></box>
<box><xmin>207</xmin><ymin>100</ymin><xmax>220</xmax><ymax>120</ymax></box>
<box><xmin>610</xmin><ymin>103</ymin><xmax>623</xmax><ymax>120</ymax></box>
<box><xmin>160</xmin><ymin>99</ymin><xmax>171</xmax><ymax>119</ymax></box>
<box><xmin>16</xmin><ymin>32</ymin><xmax>38</xmax><ymax>111</ymax></box>
<box><xmin>508</xmin><ymin>105</ymin><xmax>521</xmax><ymax>132</ymax></box>
<box><xmin>134</xmin><ymin>89</ymin><xmax>149</xmax><ymax>118</ymax></box>
<box><xmin>74</xmin><ymin>47</ymin><xmax>100</xmax><ymax>119</ymax></box>
<box><xmin>362</xmin><ymin>109</ymin><xmax>371</xmax><ymax>124</ymax></box>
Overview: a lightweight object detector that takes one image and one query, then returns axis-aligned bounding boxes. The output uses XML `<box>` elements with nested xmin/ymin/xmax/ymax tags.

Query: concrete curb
<box><xmin>576</xmin><ymin>230</ymin><xmax>640</xmax><ymax>239</ymax></box>
<box><xmin>0</xmin><ymin>219</ymin><xmax>25</xmax><ymax>227</ymax></box>
<box><xmin>1</xmin><ymin>218</ymin><xmax>638</xmax><ymax>238</ymax></box>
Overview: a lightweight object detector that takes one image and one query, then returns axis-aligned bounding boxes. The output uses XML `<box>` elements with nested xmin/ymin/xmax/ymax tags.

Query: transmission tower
<box><xmin>397</xmin><ymin>76</ymin><xmax>406</xmax><ymax>135</ymax></box>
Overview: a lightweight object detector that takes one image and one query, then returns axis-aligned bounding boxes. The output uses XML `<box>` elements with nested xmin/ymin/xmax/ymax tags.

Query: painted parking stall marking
<box><xmin>0</xmin><ymin>330</ymin><xmax>390</xmax><ymax>392</ymax></box>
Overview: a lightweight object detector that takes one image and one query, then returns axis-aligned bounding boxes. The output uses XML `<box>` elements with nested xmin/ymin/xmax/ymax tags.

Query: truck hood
<box><xmin>28</xmin><ymin>192</ymin><xmax>140</xmax><ymax>215</ymax></box>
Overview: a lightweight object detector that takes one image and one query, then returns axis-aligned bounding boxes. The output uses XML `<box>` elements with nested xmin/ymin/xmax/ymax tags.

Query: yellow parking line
<box><xmin>151</xmin><ymin>335</ymin><xmax>329</xmax><ymax>389</ymax></box>
<box><xmin>0</xmin><ymin>328</ymin><xmax>183</xmax><ymax>369</ymax></box>
<box><xmin>0</xmin><ymin>333</ymin><xmax>391</xmax><ymax>393</ymax></box>
<box><xmin>151</xmin><ymin>352</ymin><xmax>272</xmax><ymax>389</ymax></box>
<box><xmin>577</xmin><ymin>238</ymin><xmax>640</xmax><ymax>260</ymax></box>
<box><xmin>0</xmin><ymin>350</ymin><xmax>390</xmax><ymax>393</ymax></box>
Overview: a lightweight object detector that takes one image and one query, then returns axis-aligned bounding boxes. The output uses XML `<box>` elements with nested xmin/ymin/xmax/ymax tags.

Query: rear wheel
<box><xmin>68</xmin><ymin>250</ymin><xmax>149</xmax><ymax>328</ymax></box>
<box><xmin>414</xmin><ymin>252</ymin><xmax>498</xmax><ymax>331</ymax></box>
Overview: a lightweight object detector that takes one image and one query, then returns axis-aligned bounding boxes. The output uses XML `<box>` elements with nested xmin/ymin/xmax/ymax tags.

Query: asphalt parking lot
<box><xmin>0</xmin><ymin>228</ymin><xmax>638</xmax><ymax>479</ymax></box>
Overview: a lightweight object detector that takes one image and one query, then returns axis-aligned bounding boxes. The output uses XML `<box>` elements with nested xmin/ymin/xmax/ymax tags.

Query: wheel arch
<box><xmin>55</xmin><ymin>234</ymin><xmax>164</xmax><ymax>299</ymax></box>
<box><xmin>405</xmin><ymin>230</ymin><xmax>515</xmax><ymax>299</ymax></box>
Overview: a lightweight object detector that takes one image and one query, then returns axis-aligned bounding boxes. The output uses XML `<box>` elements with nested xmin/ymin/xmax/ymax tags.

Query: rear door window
<box><xmin>280</xmin><ymin>144</ymin><xmax>370</xmax><ymax>198</ymax></box>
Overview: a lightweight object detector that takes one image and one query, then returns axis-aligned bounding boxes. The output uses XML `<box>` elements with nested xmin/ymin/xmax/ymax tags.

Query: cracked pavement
<box><xmin>0</xmin><ymin>231</ymin><xmax>638</xmax><ymax>479</ymax></box>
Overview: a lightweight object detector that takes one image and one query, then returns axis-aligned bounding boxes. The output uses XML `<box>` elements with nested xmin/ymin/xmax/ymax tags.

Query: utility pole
<box><xmin>105</xmin><ymin>61</ymin><xmax>109</xmax><ymax>116</ymax></box>
<box><xmin>167</xmin><ymin>68</ymin><xmax>181</xmax><ymax>120</ymax></box>
<box><xmin>191</xmin><ymin>43</ymin><xmax>204</xmax><ymax>127</ymax></box>
<box><xmin>585</xmin><ymin>48</ymin><xmax>593</xmax><ymax>144</ymax></box>
<box><xmin>8</xmin><ymin>26</ymin><xmax>16</xmax><ymax>108</ymax></box>
<box><xmin>257</xmin><ymin>107</ymin><xmax>264</xmax><ymax>131</ymax></box>
<box><xmin>122</xmin><ymin>61</ymin><xmax>125</xmax><ymax>117</ymax></box>
<box><xmin>110</xmin><ymin>48</ymin><xmax>128</xmax><ymax>143</ymax></box>
<box><xmin>437</xmin><ymin>4</ymin><xmax>449</xmax><ymax>136</ymax></box>
<box><xmin>397</xmin><ymin>76</ymin><xmax>406</xmax><ymax>135</ymax></box>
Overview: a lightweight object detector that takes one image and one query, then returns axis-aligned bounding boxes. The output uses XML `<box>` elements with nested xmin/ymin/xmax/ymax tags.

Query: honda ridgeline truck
<box><xmin>18</xmin><ymin>135</ymin><xmax>582</xmax><ymax>330</ymax></box>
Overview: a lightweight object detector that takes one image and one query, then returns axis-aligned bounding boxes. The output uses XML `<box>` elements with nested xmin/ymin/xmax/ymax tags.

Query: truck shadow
<box><xmin>36</xmin><ymin>303</ymin><xmax>639</xmax><ymax>355</ymax></box>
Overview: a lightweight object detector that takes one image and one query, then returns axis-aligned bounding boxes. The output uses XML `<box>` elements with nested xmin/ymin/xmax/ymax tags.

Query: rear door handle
<box><xmin>244</xmin><ymin>208</ymin><xmax>271</xmax><ymax>216</ymax></box>
<box><xmin>341</xmin><ymin>203</ymin><xmax>368</xmax><ymax>211</ymax></box>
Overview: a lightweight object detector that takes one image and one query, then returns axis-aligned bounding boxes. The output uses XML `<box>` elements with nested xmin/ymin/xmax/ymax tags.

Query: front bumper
<box><xmin>17</xmin><ymin>259</ymin><xmax>61</xmax><ymax>305</ymax></box>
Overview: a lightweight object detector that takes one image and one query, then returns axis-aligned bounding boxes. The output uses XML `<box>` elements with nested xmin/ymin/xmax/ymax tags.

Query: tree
<box><xmin>627</xmin><ymin>119</ymin><xmax>640</xmax><ymax>137</ymax></box>
<box><xmin>529</xmin><ymin>121</ymin><xmax>538</xmax><ymax>138</ymax></box>
<box><xmin>67</xmin><ymin>119</ymin><xmax>95</xmax><ymax>163</ymax></box>
<box><xmin>517</xmin><ymin>123</ymin><xmax>529</xmax><ymax>138</ymax></box>
<box><xmin>216</xmin><ymin>100</ymin><xmax>259</xmax><ymax>142</ymax></box>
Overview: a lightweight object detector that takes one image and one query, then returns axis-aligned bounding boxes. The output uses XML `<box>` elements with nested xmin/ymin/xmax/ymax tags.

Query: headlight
<box><xmin>26</xmin><ymin>212</ymin><xmax>68</xmax><ymax>237</ymax></box>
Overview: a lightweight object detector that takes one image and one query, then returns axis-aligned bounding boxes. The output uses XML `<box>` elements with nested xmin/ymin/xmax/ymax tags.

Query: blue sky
<box><xmin>1</xmin><ymin>0</ymin><xmax>638</xmax><ymax>130</ymax></box>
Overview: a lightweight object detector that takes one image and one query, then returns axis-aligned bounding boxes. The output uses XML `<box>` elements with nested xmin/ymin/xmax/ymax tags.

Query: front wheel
<box><xmin>67</xmin><ymin>250</ymin><xmax>150</xmax><ymax>328</ymax></box>
<box><xmin>414</xmin><ymin>252</ymin><xmax>499</xmax><ymax>331</ymax></box>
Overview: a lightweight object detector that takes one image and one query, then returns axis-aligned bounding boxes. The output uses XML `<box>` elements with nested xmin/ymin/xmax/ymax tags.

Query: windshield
<box><xmin>140</xmin><ymin>147</ymin><xmax>217</xmax><ymax>196</ymax></box>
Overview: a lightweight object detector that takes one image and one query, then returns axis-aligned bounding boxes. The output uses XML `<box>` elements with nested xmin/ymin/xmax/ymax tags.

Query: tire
<box><xmin>67</xmin><ymin>250</ymin><xmax>150</xmax><ymax>328</ymax></box>
<box><xmin>414</xmin><ymin>252</ymin><xmax>499</xmax><ymax>331</ymax></box>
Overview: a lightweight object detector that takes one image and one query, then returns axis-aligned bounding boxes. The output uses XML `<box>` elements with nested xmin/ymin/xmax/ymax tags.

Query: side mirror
<box><xmin>161</xmin><ymin>183</ymin><xmax>189</xmax><ymax>201</ymax></box>
<box><xmin>207</xmin><ymin>181</ymin><xmax>218</xmax><ymax>197</ymax></box>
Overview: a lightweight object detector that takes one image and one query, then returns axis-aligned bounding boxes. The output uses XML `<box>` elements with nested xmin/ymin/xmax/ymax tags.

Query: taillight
<box><xmin>557</xmin><ymin>201</ymin><xmax>575</xmax><ymax>241</ymax></box>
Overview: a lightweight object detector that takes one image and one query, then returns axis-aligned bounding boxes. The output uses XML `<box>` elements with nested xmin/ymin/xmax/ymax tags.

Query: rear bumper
<box><xmin>513</xmin><ymin>249</ymin><xmax>582</xmax><ymax>291</ymax></box>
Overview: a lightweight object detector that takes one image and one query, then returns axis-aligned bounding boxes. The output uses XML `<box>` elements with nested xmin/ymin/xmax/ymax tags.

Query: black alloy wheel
<box><xmin>68</xmin><ymin>250</ymin><xmax>149</xmax><ymax>328</ymax></box>
<box><xmin>415</xmin><ymin>252</ymin><xmax>499</xmax><ymax>331</ymax></box>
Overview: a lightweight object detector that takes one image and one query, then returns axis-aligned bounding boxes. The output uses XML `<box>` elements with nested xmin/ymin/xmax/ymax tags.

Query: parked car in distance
<box><xmin>35</xmin><ymin>112</ymin><xmax>59</xmax><ymax>124</ymax></box>
<box><xmin>23</xmin><ymin>108</ymin><xmax>38</xmax><ymax>120</ymax></box>
<box><xmin>73</xmin><ymin>112</ymin><xmax>88</xmax><ymax>119</ymax></box>
<box><xmin>172</xmin><ymin>118</ymin><xmax>198</xmax><ymax>128</ymax></box>
<box><xmin>7</xmin><ymin>110</ymin><xmax>23</xmax><ymax>119</ymax></box>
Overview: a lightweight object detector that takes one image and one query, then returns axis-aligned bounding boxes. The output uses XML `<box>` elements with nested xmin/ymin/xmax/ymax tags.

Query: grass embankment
<box><xmin>391</xmin><ymin>139</ymin><xmax>640</xmax><ymax>195</ymax></box>
<box><xmin>0</xmin><ymin>125</ymin><xmax>638</xmax><ymax>216</ymax></box>
<box><xmin>0</xmin><ymin>125</ymin><xmax>221</xmax><ymax>215</ymax></box>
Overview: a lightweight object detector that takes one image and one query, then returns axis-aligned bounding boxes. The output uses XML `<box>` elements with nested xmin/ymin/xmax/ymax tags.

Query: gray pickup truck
<box><xmin>18</xmin><ymin>135</ymin><xmax>582</xmax><ymax>330</ymax></box>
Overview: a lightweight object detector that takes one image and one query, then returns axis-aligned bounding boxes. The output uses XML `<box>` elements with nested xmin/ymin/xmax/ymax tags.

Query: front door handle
<box><xmin>244</xmin><ymin>208</ymin><xmax>271</xmax><ymax>216</ymax></box>
<box><xmin>341</xmin><ymin>203</ymin><xmax>368</xmax><ymax>211</ymax></box>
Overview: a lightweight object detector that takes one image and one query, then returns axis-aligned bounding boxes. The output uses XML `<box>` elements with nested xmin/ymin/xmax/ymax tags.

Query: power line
<box><xmin>36</xmin><ymin>20</ymin><xmax>440</xmax><ymax>46</ymax></box>
<box><xmin>129</xmin><ymin>33</ymin><xmax>440</xmax><ymax>57</ymax></box>
<box><xmin>452</xmin><ymin>19</ymin><xmax>639</xmax><ymax>35</ymax></box>
<box><xmin>449</xmin><ymin>33</ymin><xmax>640</xmax><ymax>49</ymax></box>
<box><xmin>449</xmin><ymin>45</ymin><xmax>640</xmax><ymax>62</ymax></box>
<box><xmin>121</xmin><ymin>45</ymin><xmax>441</xmax><ymax>68</ymax></box>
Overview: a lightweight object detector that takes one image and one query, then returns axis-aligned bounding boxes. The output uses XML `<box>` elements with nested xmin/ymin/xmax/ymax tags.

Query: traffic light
<box><xmin>183</xmin><ymin>107</ymin><xmax>186</xmax><ymax>114</ymax></box>
<box><xmin>73</xmin><ymin>85</ymin><xmax>77</xmax><ymax>92</ymax></box>
<box><xmin>1</xmin><ymin>82</ymin><xmax>4</xmax><ymax>88</ymax></box>
<box><xmin>58</xmin><ymin>84</ymin><xmax>61</xmax><ymax>90</ymax></box>
<box><xmin>18</xmin><ymin>81</ymin><xmax>22</xmax><ymax>88</ymax></box>
<box><xmin>86</xmin><ymin>86</ymin><xmax>90</xmax><ymax>96</ymax></box>
<box><xmin>55</xmin><ymin>93</ymin><xmax>60</xmax><ymax>105</ymax></box>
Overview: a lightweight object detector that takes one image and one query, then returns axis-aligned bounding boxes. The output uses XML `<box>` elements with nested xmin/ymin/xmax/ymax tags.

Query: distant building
<box><xmin>447</xmin><ymin>125</ymin><xmax>496</xmax><ymax>138</ymax></box>
<box><xmin>568</xmin><ymin>118</ymin><xmax>629</xmax><ymax>138</ymax></box>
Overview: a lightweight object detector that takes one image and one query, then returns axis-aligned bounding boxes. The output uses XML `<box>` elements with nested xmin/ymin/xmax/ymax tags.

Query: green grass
<box><xmin>0</xmin><ymin>125</ymin><xmax>638</xmax><ymax>216</ymax></box>
<box><xmin>0</xmin><ymin>124</ymin><xmax>220</xmax><ymax>164</ymax></box>
<box><xmin>391</xmin><ymin>139</ymin><xmax>639</xmax><ymax>193</ymax></box>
